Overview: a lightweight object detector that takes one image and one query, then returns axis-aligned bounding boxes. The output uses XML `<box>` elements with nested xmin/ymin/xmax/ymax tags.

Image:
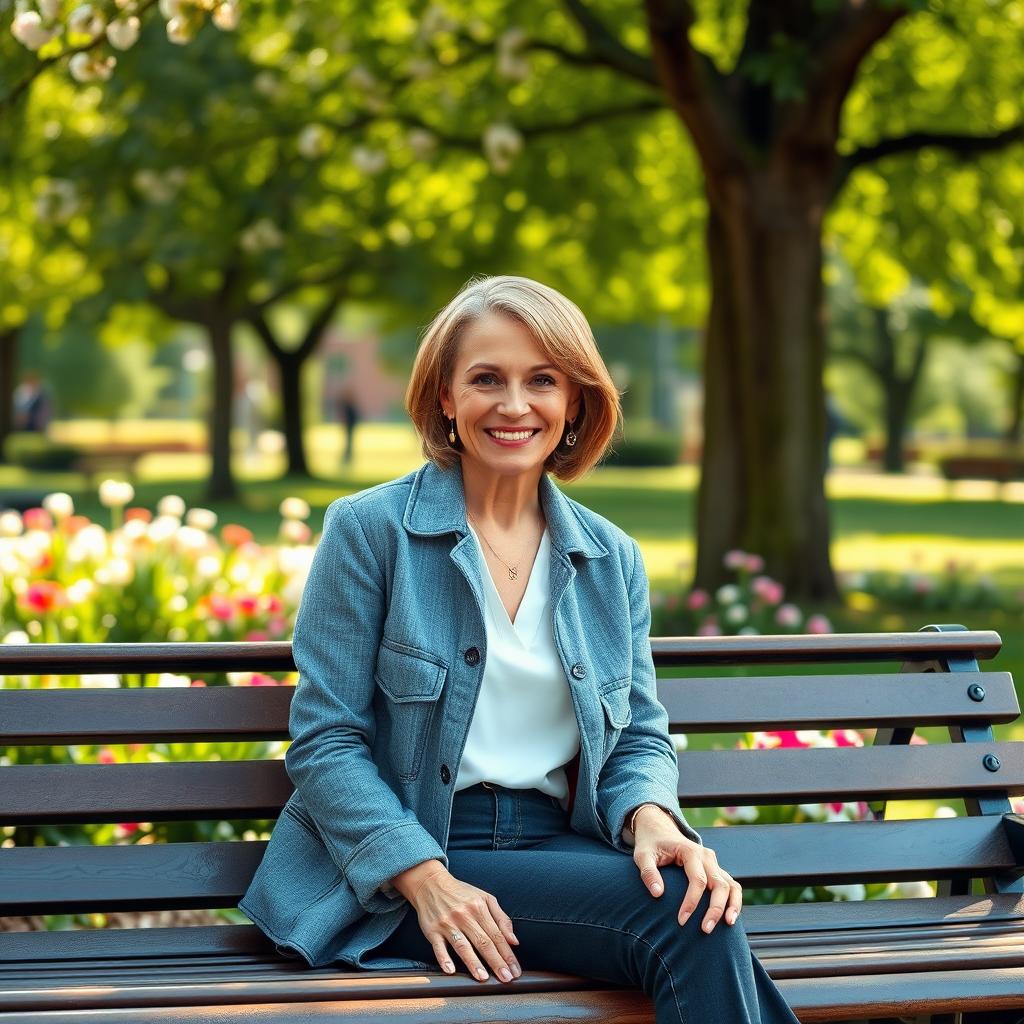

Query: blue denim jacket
<box><xmin>237</xmin><ymin>458</ymin><xmax>699</xmax><ymax>969</ymax></box>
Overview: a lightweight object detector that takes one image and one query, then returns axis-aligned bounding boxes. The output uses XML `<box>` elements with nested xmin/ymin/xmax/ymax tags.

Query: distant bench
<box><xmin>939</xmin><ymin>454</ymin><xmax>1024</xmax><ymax>484</ymax></box>
<box><xmin>72</xmin><ymin>440</ymin><xmax>206</xmax><ymax>483</ymax></box>
<box><xmin>0</xmin><ymin>626</ymin><xmax>1022</xmax><ymax>1022</ymax></box>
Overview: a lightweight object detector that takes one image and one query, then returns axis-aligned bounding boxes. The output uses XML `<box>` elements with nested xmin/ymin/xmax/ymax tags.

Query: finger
<box><xmin>702</xmin><ymin>872</ymin><xmax>730</xmax><ymax>934</ymax></box>
<box><xmin>725</xmin><ymin>879</ymin><xmax>744</xmax><ymax>925</ymax></box>
<box><xmin>634</xmin><ymin>850</ymin><xmax>665</xmax><ymax>897</ymax></box>
<box><xmin>677</xmin><ymin>867</ymin><xmax>707</xmax><ymax>926</ymax></box>
<box><xmin>430</xmin><ymin>936</ymin><xmax>456</xmax><ymax>975</ymax></box>
<box><xmin>466</xmin><ymin>912</ymin><xmax>517</xmax><ymax>983</ymax></box>
<box><xmin>448</xmin><ymin>927</ymin><xmax>488</xmax><ymax>982</ymax></box>
<box><xmin>486</xmin><ymin>893</ymin><xmax>521</xmax><ymax>948</ymax></box>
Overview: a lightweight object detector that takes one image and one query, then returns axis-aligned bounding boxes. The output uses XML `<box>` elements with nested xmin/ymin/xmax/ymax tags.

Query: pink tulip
<box><xmin>752</xmin><ymin>576</ymin><xmax>784</xmax><ymax>605</ymax></box>
<box><xmin>805</xmin><ymin>614</ymin><xmax>833</xmax><ymax>634</ymax></box>
<box><xmin>22</xmin><ymin>507</ymin><xmax>53</xmax><ymax>531</ymax></box>
<box><xmin>686</xmin><ymin>588</ymin><xmax>710</xmax><ymax>610</ymax></box>
<box><xmin>832</xmin><ymin>729</ymin><xmax>864</xmax><ymax>748</ymax></box>
<box><xmin>697</xmin><ymin>621</ymin><xmax>722</xmax><ymax>636</ymax></box>
<box><xmin>724</xmin><ymin>549</ymin><xmax>747</xmax><ymax>570</ymax></box>
<box><xmin>744</xmin><ymin>554</ymin><xmax>764</xmax><ymax>573</ymax></box>
<box><xmin>775</xmin><ymin>604</ymin><xmax>801</xmax><ymax>627</ymax></box>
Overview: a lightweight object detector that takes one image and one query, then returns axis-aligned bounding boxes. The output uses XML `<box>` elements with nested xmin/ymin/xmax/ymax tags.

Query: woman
<box><xmin>238</xmin><ymin>275</ymin><xmax>800</xmax><ymax>1022</ymax></box>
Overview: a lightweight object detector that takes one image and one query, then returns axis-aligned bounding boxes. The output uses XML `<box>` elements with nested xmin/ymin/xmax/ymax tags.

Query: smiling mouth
<box><xmin>484</xmin><ymin>428</ymin><xmax>541</xmax><ymax>441</ymax></box>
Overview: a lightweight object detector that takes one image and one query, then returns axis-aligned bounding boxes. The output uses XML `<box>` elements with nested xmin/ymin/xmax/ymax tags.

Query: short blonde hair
<box><xmin>405</xmin><ymin>275</ymin><xmax>622</xmax><ymax>482</ymax></box>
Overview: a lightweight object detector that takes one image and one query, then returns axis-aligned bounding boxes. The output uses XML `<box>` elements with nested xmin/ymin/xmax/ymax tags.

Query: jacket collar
<box><xmin>403</xmin><ymin>459</ymin><xmax>608</xmax><ymax>560</ymax></box>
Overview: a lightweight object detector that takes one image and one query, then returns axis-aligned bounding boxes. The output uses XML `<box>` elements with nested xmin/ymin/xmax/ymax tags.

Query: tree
<box><xmin>336</xmin><ymin>0</ymin><xmax>1024</xmax><ymax>600</ymax></box>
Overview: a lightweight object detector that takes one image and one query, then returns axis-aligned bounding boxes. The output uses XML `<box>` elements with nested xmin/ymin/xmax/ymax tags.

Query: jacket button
<box><xmin>571</xmin><ymin>663</ymin><xmax>586</xmax><ymax>679</ymax></box>
<box><xmin>464</xmin><ymin>647</ymin><xmax>480</xmax><ymax>666</ymax></box>
<box><xmin>440</xmin><ymin>764</ymin><xmax>451</xmax><ymax>785</ymax></box>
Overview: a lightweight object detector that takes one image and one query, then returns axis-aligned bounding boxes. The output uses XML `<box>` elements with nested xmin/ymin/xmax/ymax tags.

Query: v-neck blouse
<box><xmin>456</xmin><ymin>523</ymin><xmax>581</xmax><ymax>804</ymax></box>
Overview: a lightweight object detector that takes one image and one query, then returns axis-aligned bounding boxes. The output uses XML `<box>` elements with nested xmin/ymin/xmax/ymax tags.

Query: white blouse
<box><xmin>456</xmin><ymin>523</ymin><xmax>581</xmax><ymax>806</ymax></box>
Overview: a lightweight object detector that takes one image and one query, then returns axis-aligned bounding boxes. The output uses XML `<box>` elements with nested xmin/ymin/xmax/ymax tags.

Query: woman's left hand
<box><xmin>631</xmin><ymin>805</ymin><xmax>743</xmax><ymax>934</ymax></box>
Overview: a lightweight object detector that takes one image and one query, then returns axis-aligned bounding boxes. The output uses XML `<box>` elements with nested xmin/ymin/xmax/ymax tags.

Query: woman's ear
<box><xmin>567</xmin><ymin>384</ymin><xmax>583</xmax><ymax>423</ymax></box>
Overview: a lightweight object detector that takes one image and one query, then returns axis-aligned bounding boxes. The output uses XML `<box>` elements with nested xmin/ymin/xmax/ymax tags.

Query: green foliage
<box><xmin>3</xmin><ymin>433</ymin><xmax>79</xmax><ymax>471</ymax></box>
<box><xmin>603</xmin><ymin>424</ymin><xmax>681</xmax><ymax>467</ymax></box>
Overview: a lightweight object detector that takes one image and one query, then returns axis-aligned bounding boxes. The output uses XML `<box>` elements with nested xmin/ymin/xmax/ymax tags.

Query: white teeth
<box><xmin>488</xmin><ymin>429</ymin><xmax>535</xmax><ymax>441</ymax></box>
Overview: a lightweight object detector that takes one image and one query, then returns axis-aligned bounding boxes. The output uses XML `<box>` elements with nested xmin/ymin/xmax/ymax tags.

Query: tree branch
<box><xmin>642</xmin><ymin>0</ymin><xmax>738</xmax><ymax>172</ymax></box>
<box><xmin>836</xmin><ymin>122</ymin><xmax>1024</xmax><ymax>191</ymax></box>
<box><xmin>557</xmin><ymin>0</ymin><xmax>660</xmax><ymax>86</ymax></box>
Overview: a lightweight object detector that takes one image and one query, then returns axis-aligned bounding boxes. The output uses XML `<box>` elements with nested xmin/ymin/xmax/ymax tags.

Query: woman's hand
<box><xmin>630</xmin><ymin>805</ymin><xmax>743</xmax><ymax>934</ymax></box>
<box><xmin>390</xmin><ymin>861</ymin><xmax>522</xmax><ymax>983</ymax></box>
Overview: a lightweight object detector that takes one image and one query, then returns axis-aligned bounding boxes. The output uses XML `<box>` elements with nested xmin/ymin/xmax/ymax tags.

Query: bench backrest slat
<box><xmin>2</xmin><ymin>743</ymin><xmax>1021</xmax><ymax>823</ymax></box>
<box><xmin>0</xmin><ymin>671</ymin><xmax>1016</xmax><ymax>743</ymax></box>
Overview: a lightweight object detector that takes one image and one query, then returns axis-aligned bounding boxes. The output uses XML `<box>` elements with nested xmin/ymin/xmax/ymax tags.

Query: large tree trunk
<box><xmin>204</xmin><ymin>315</ymin><xmax>238</xmax><ymax>502</ymax></box>
<box><xmin>695</xmin><ymin>167</ymin><xmax>838</xmax><ymax>602</ymax></box>
<box><xmin>0</xmin><ymin>327</ymin><xmax>18</xmax><ymax>459</ymax></box>
<box><xmin>276</xmin><ymin>352</ymin><xmax>309</xmax><ymax>477</ymax></box>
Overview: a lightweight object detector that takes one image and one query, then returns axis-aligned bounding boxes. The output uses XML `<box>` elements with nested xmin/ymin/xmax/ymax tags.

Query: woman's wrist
<box><xmin>390</xmin><ymin>858</ymin><xmax>448</xmax><ymax>905</ymax></box>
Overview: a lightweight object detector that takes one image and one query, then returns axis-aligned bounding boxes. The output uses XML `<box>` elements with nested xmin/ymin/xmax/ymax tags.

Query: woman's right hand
<box><xmin>390</xmin><ymin>861</ymin><xmax>522</xmax><ymax>983</ymax></box>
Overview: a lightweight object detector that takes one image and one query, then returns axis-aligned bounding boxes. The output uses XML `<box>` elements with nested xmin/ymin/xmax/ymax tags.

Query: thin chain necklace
<box><xmin>467</xmin><ymin>513</ymin><xmax>522</xmax><ymax>581</ymax></box>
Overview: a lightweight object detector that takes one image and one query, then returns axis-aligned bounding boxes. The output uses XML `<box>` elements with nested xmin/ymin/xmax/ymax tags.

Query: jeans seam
<box><xmin>510</xmin><ymin>914</ymin><xmax>686</xmax><ymax>1024</ymax></box>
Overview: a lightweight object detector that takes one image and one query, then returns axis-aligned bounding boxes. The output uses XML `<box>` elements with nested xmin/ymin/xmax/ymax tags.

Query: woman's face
<box><xmin>440</xmin><ymin>312</ymin><xmax>581</xmax><ymax>479</ymax></box>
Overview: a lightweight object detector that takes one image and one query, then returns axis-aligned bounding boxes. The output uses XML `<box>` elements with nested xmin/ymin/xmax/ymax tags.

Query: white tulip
<box><xmin>715</xmin><ymin>584</ymin><xmax>741</xmax><ymax>604</ymax></box>
<box><xmin>98</xmin><ymin>478</ymin><xmax>134</xmax><ymax>508</ymax></box>
<box><xmin>148</xmin><ymin>515</ymin><xmax>181</xmax><ymax>544</ymax></box>
<box><xmin>185</xmin><ymin>507</ymin><xmax>217</xmax><ymax>531</ymax></box>
<box><xmin>66</xmin><ymin>579</ymin><xmax>96</xmax><ymax>604</ymax></box>
<box><xmin>0</xmin><ymin>512</ymin><xmax>23</xmax><ymax>537</ymax></box>
<box><xmin>106</xmin><ymin>15</ymin><xmax>140</xmax><ymax>49</ymax></box>
<box><xmin>895</xmin><ymin>880</ymin><xmax>934</xmax><ymax>899</ymax></box>
<box><xmin>724</xmin><ymin>604</ymin><xmax>747</xmax><ymax>624</ymax></box>
<box><xmin>196</xmin><ymin>553</ymin><xmax>222</xmax><ymax>578</ymax></box>
<box><xmin>212</xmin><ymin>1</ymin><xmax>239</xmax><ymax>30</ymax></box>
<box><xmin>279</xmin><ymin>497</ymin><xmax>311</xmax><ymax>520</ymax></box>
<box><xmin>80</xmin><ymin>674</ymin><xmax>121</xmax><ymax>688</ymax></box>
<box><xmin>157</xmin><ymin>494</ymin><xmax>186</xmax><ymax>518</ymax></box>
<box><xmin>157</xmin><ymin>673</ymin><xmax>191</xmax><ymax>687</ymax></box>
<box><xmin>42</xmin><ymin>492</ymin><xmax>74</xmax><ymax>520</ymax></box>
<box><xmin>2</xmin><ymin>631</ymin><xmax>31</xmax><ymax>645</ymax></box>
<box><xmin>159</xmin><ymin>0</ymin><xmax>184</xmax><ymax>18</ymax></box>
<box><xmin>824</xmin><ymin>883</ymin><xmax>866</xmax><ymax>902</ymax></box>
<box><xmin>68</xmin><ymin>52</ymin><xmax>95</xmax><ymax>82</ymax></box>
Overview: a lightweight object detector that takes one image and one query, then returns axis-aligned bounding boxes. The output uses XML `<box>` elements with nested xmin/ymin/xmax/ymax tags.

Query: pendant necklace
<box><xmin>467</xmin><ymin>514</ymin><xmax>521</xmax><ymax>581</ymax></box>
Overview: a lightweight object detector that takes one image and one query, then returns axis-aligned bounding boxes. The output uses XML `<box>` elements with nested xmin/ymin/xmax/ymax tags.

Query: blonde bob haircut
<box><xmin>406</xmin><ymin>275</ymin><xmax>623</xmax><ymax>482</ymax></box>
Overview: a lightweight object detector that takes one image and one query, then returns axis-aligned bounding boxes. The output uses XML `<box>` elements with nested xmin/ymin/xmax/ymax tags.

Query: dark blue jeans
<box><xmin>373</xmin><ymin>782</ymin><xmax>799</xmax><ymax>1023</ymax></box>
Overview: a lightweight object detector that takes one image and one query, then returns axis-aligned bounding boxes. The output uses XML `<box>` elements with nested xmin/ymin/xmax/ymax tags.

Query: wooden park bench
<box><xmin>72</xmin><ymin>440</ymin><xmax>206</xmax><ymax>485</ymax></box>
<box><xmin>1</xmin><ymin>625</ymin><xmax>1022</xmax><ymax>1022</ymax></box>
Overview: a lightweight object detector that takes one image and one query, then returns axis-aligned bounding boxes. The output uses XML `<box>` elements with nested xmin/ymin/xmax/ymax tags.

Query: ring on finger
<box><xmin>450</xmin><ymin>930</ymin><xmax>465</xmax><ymax>944</ymax></box>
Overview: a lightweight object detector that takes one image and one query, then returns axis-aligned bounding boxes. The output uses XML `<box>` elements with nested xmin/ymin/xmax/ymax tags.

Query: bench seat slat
<box><xmin>658</xmin><ymin>672</ymin><xmax>1019</xmax><ymax>731</ymax></box>
<box><xmin>677</xmin><ymin>741</ymin><xmax>1024</xmax><ymax>805</ymax></box>
<box><xmin>2</xmin><ymin>896</ymin><xmax>1022</xmax><ymax>964</ymax></box>
<box><xmin>0</xmin><ymin>818</ymin><xmax>1017</xmax><ymax>911</ymax></box>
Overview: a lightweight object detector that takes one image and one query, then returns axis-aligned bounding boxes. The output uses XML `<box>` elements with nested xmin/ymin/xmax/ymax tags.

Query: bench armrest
<box><xmin>1004</xmin><ymin>813</ymin><xmax>1024</xmax><ymax>866</ymax></box>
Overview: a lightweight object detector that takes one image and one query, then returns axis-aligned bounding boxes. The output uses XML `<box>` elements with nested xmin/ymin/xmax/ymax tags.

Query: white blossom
<box><xmin>42</xmin><ymin>492</ymin><xmax>74</xmax><ymax>520</ymax></box>
<box><xmin>2</xmin><ymin>630</ymin><xmax>31</xmax><ymax>645</ymax></box>
<box><xmin>158</xmin><ymin>0</ymin><xmax>184</xmax><ymax>17</ymax></box>
<box><xmin>148</xmin><ymin>515</ymin><xmax>181</xmax><ymax>544</ymax></box>
<box><xmin>68</xmin><ymin>4</ymin><xmax>106</xmax><ymax>40</ymax></box>
<box><xmin>35</xmin><ymin>178</ymin><xmax>80</xmax><ymax>222</ymax></box>
<box><xmin>279</xmin><ymin>497</ymin><xmax>310</xmax><ymax>520</ymax></box>
<box><xmin>297</xmin><ymin>123</ymin><xmax>331</xmax><ymax>160</ymax></box>
<box><xmin>95</xmin><ymin>557</ymin><xmax>134</xmax><ymax>586</ymax></box>
<box><xmin>98</xmin><ymin>478</ymin><xmax>134</xmax><ymax>508</ymax></box>
<box><xmin>38</xmin><ymin>0</ymin><xmax>64</xmax><ymax>20</ymax></box>
<box><xmin>157</xmin><ymin>494</ymin><xmax>186</xmax><ymax>518</ymax></box>
<box><xmin>239</xmin><ymin>218</ymin><xmax>285</xmax><ymax>253</ymax></box>
<box><xmin>715</xmin><ymin>583</ymin><xmax>741</xmax><ymax>605</ymax></box>
<box><xmin>351</xmin><ymin>145</ymin><xmax>388</xmax><ymax>175</ymax></box>
<box><xmin>482</xmin><ymin>122</ymin><xmax>523</xmax><ymax>174</ymax></box>
<box><xmin>69</xmin><ymin>52</ymin><xmax>116</xmax><ymax>82</ymax></box>
<box><xmin>79</xmin><ymin>674</ymin><xmax>121</xmax><ymax>688</ymax></box>
<box><xmin>185</xmin><ymin>507</ymin><xmax>217</xmax><ymax>531</ymax></box>
<box><xmin>157</xmin><ymin>673</ymin><xmax>191</xmax><ymax>687</ymax></box>
<box><xmin>496</xmin><ymin>27</ymin><xmax>530</xmax><ymax>81</ymax></box>
<box><xmin>165</xmin><ymin>15</ymin><xmax>194</xmax><ymax>44</ymax></box>
<box><xmin>823</xmin><ymin>883</ymin><xmax>866</xmax><ymax>902</ymax></box>
<box><xmin>212</xmin><ymin>1</ymin><xmax>239</xmax><ymax>30</ymax></box>
<box><xmin>407</xmin><ymin>128</ymin><xmax>437</xmax><ymax>158</ymax></box>
<box><xmin>11</xmin><ymin>11</ymin><xmax>59</xmax><ymax>50</ymax></box>
<box><xmin>895</xmin><ymin>880</ymin><xmax>934</xmax><ymax>898</ymax></box>
<box><xmin>0</xmin><ymin>512</ymin><xmax>23</xmax><ymax>537</ymax></box>
<box><xmin>67</xmin><ymin>524</ymin><xmax>108</xmax><ymax>563</ymax></box>
<box><xmin>66</xmin><ymin>579</ymin><xmax>96</xmax><ymax>604</ymax></box>
<box><xmin>106</xmin><ymin>15</ymin><xmax>140</xmax><ymax>49</ymax></box>
<box><xmin>724</xmin><ymin>604</ymin><xmax>747</xmax><ymax>624</ymax></box>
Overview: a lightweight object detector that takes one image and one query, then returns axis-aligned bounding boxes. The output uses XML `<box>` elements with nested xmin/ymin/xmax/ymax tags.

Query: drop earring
<box><xmin>564</xmin><ymin>416</ymin><xmax>578</xmax><ymax>448</ymax></box>
<box><xmin>448</xmin><ymin>417</ymin><xmax>457</xmax><ymax>445</ymax></box>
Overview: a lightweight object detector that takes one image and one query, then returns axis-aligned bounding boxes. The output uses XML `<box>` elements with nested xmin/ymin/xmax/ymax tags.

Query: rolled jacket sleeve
<box><xmin>595</xmin><ymin>538</ymin><xmax>703</xmax><ymax>854</ymax></box>
<box><xmin>284</xmin><ymin>498</ymin><xmax>447</xmax><ymax>913</ymax></box>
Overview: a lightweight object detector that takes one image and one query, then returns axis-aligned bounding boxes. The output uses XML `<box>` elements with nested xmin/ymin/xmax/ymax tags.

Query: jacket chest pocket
<box><xmin>374</xmin><ymin>639</ymin><xmax>448</xmax><ymax>782</ymax></box>
<box><xmin>598</xmin><ymin>678</ymin><xmax>632</xmax><ymax>762</ymax></box>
